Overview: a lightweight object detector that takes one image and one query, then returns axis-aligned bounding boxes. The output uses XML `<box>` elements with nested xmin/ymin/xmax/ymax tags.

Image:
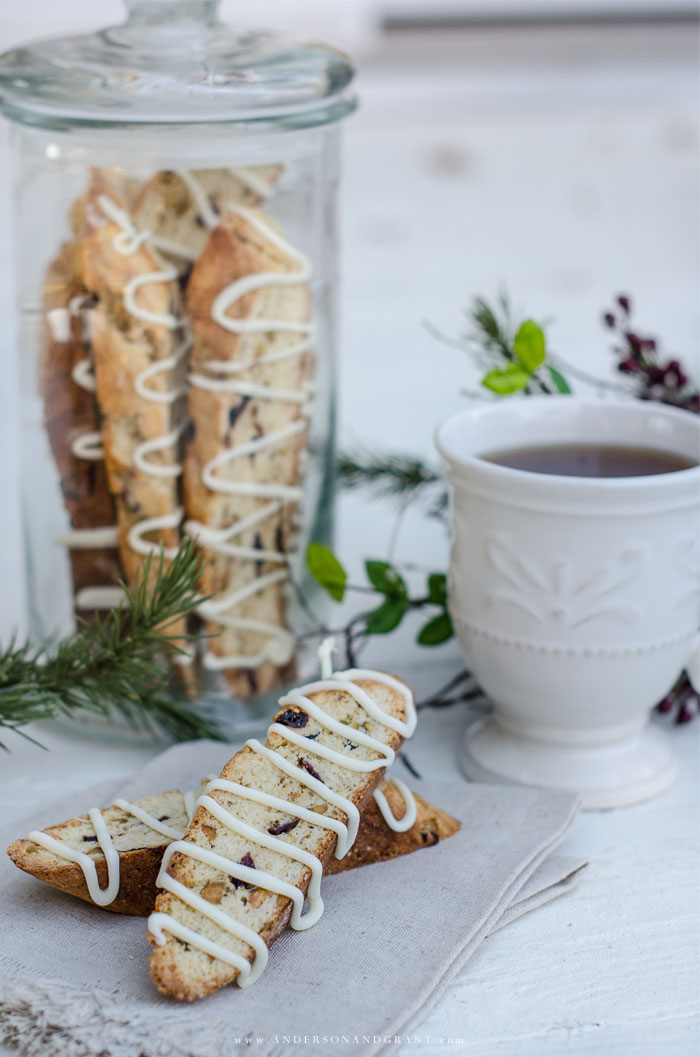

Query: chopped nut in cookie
<box><xmin>201</xmin><ymin>881</ymin><xmax>226</xmax><ymax>904</ymax></box>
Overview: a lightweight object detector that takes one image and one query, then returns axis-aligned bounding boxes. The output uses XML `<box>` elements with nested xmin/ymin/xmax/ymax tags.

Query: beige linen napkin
<box><xmin>0</xmin><ymin>740</ymin><xmax>586</xmax><ymax>1057</ymax></box>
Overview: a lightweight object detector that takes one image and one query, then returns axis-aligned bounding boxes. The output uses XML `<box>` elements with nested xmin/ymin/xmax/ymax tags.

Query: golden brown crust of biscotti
<box><xmin>328</xmin><ymin>784</ymin><xmax>461</xmax><ymax>874</ymax></box>
<box><xmin>149</xmin><ymin>678</ymin><xmax>410</xmax><ymax>1000</ymax></box>
<box><xmin>183</xmin><ymin>208</ymin><xmax>312</xmax><ymax>698</ymax></box>
<box><xmin>6</xmin><ymin>842</ymin><xmax>165</xmax><ymax>916</ymax></box>
<box><xmin>6</xmin><ymin>783</ymin><xmax>458</xmax><ymax>918</ymax></box>
<box><xmin>39</xmin><ymin>241</ymin><xmax>123</xmax><ymax>617</ymax></box>
<box><xmin>6</xmin><ymin>790</ymin><xmax>192</xmax><ymax>916</ymax></box>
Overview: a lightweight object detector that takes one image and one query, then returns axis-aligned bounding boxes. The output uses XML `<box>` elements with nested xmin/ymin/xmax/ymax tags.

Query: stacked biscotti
<box><xmin>40</xmin><ymin>240</ymin><xmax>122</xmax><ymax>619</ymax></box>
<box><xmin>7</xmin><ymin>781</ymin><xmax>458</xmax><ymax>917</ymax></box>
<box><xmin>42</xmin><ymin>164</ymin><xmax>314</xmax><ymax>696</ymax></box>
<box><xmin>7</xmin><ymin>667</ymin><xmax>461</xmax><ymax>1000</ymax></box>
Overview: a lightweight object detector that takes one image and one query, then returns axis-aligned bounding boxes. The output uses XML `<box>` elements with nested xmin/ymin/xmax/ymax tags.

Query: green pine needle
<box><xmin>0</xmin><ymin>539</ymin><xmax>224</xmax><ymax>749</ymax></box>
<box><xmin>468</xmin><ymin>293</ymin><xmax>516</xmax><ymax>362</ymax></box>
<box><xmin>337</xmin><ymin>451</ymin><xmax>442</xmax><ymax>501</ymax></box>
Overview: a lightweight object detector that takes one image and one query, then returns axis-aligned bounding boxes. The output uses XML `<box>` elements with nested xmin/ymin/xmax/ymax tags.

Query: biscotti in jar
<box><xmin>0</xmin><ymin>0</ymin><xmax>356</xmax><ymax>720</ymax></box>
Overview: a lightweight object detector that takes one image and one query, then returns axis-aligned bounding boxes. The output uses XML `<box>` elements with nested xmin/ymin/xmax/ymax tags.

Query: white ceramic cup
<box><xmin>435</xmin><ymin>397</ymin><xmax>700</xmax><ymax>809</ymax></box>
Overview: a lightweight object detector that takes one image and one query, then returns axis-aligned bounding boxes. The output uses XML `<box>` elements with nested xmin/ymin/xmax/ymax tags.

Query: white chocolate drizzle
<box><xmin>89</xmin><ymin>195</ymin><xmax>190</xmax><ymax>581</ymax></box>
<box><xmin>46</xmin><ymin>307</ymin><xmax>72</xmax><ymax>343</ymax></box>
<box><xmin>178</xmin><ymin>170</ymin><xmax>220</xmax><ymax>230</ymax></box>
<box><xmin>28</xmin><ymin>808</ymin><xmax>122</xmax><ymax>908</ymax></box>
<box><xmin>127</xmin><ymin>507</ymin><xmax>184</xmax><ymax>560</ymax></box>
<box><xmin>148</xmin><ymin>664</ymin><xmax>417</xmax><ymax>987</ymax></box>
<box><xmin>75</xmin><ymin>586</ymin><xmax>128</xmax><ymax>610</ymax></box>
<box><xmin>55</xmin><ymin>526</ymin><xmax>120</xmax><ymax>550</ymax></box>
<box><xmin>183</xmin><ymin>202</ymin><xmax>314</xmax><ymax>672</ymax></box>
<box><xmin>69</xmin><ymin>430</ymin><xmax>104</xmax><ymax>461</ymax></box>
<box><xmin>71</xmin><ymin>358</ymin><xmax>96</xmax><ymax>392</ymax></box>
<box><xmin>373</xmin><ymin>777</ymin><xmax>417</xmax><ymax>833</ymax></box>
<box><xmin>232</xmin><ymin>167</ymin><xmax>277</xmax><ymax>201</ymax></box>
<box><xmin>25</xmin><ymin>790</ymin><xmax>200</xmax><ymax>907</ymax></box>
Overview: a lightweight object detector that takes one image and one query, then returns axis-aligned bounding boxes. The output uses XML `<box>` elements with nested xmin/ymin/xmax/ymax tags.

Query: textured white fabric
<box><xmin>0</xmin><ymin>740</ymin><xmax>586</xmax><ymax>1057</ymax></box>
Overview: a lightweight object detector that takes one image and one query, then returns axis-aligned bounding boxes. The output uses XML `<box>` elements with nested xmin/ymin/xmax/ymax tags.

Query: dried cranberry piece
<box><xmin>268</xmin><ymin>817</ymin><xmax>300</xmax><ymax>835</ymax></box>
<box><xmin>298</xmin><ymin>757</ymin><xmax>324</xmax><ymax>783</ymax></box>
<box><xmin>231</xmin><ymin>852</ymin><xmax>256</xmax><ymax>889</ymax></box>
<box><xmin>276</xmin><ymin>709</ymin><xmax>309</xmax><ymax>728</ymax></box>
<box><xmin>228</xmin><ymin>395</ymin><xmax>251</xmax><ymax>429</ymax></box>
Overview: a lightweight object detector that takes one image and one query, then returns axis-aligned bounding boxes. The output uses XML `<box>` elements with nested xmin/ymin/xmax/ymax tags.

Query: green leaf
<box><xmin>513</xmin><ymin>320</ymin><xmax>546</xmax><ymax>371</ymax></box>
<box><xmin>417</xmin><ymin>612</ymin><xmax>454</xmax><ymax>646</ymax></box>
<box><xmin>547</xmin><ymin>365</ymin><xmax>572</xmax><ymax>394</ymax></box>
<box><xmin>427</xmin><ymin>572</ymin><xmax>447</xmax><ymax>606</ymax></box>
<box><xmin>365</xmin><ymin>560</ymin><xmax>407</xmax><ymax>599</ymax></box>
<box><xmin>306</xmin><ymin>542</ymin><xmax>347</xmax><ymax>602</ymax></box>
<box><xmin>481</xmin><ymin>363</ymin><xmax>531</xmax><ymax>395</ymax></box>
<box><xmin>365</xmin><ymin>598</ymin><xmax>409</xmax><ymax>634</ymax></box>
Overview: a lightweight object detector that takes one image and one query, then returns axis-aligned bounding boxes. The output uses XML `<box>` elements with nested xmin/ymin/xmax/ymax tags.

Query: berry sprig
<box><xmin>657</xmin><ymin>673</ymin><xmax>699</xmax><ymax>725</ymax></box>
<box><xmin>604</xmin><ymin>295</ymin><xmax>700</xmax><ymax>413</ymax></box>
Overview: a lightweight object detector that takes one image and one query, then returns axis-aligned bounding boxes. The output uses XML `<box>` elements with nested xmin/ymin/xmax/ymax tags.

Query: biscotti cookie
<box><xmin>7</xmin><ymin>789</ymin><xmax>193</xmax><ymax>916</ymax></box>
<box><xmin>77</xmin><ymin>169</ymin><xmax>195</xmax><ymax>680</ymax></box>
<box><xmin>80</xmin><ymin>168</ymin><xmax>188</xmax><ymax>589</ymax></box>
<box><xmin>149</xmin><ymin>668</ymin><xmax>416</xmax><ymax>998</ymax></box>
<box><xmin>6</xmin><ymin>780</ymin><xmax>458</xmax><ymax>917</ymax></box>
<box><xmin>183</xmin><ymin>206</ymin><xmax>313</xmax><ymax>698</ymax></box>
<box><xmin>40</xmin><ymin>240</ymin><xmax>123</xmax><ymax>618</ymax></box>
<box><xmin>132</xmin><ymin>167</ymin><xmax>282</xmax><ymax>270</ymax></box>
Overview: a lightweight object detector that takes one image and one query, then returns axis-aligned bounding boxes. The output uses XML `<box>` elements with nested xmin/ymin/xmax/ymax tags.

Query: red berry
<box><xmin>676</xmin><ymin>703</ymin><xmax>694</xmax><ymax>724</ymax></box>
<box><xmin>664</xmin><ymin>360</ymin><xmax>688</xmax><ymax>387</ymax></box>
<box><xmin>624</xmin><ymin>332</ymin><xmax>643</xmax><ymax>356</ymax></box>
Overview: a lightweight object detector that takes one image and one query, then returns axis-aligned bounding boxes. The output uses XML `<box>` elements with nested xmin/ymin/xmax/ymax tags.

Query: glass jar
<box><xmin>0</xmin><ymin>0</ymin><xmax>355</xmax><ymax>723</ymax></box>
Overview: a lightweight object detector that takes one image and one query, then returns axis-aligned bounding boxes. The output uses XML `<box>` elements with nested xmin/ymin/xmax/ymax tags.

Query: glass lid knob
<box><xmin>121</xmin><ymin>0</ymin><xmax>221</xmax><ymax>27</ymax></box>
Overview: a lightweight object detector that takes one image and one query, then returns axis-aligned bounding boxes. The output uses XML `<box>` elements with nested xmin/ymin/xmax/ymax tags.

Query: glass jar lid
<box><xmin>0</xmin><ymin>0</ymin><xmax>356</xmax><ymax>130</ymax></box>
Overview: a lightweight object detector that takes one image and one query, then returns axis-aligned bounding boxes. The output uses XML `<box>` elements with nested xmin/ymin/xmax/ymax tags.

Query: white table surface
<box><xmin>1</xmin><ymin>19</ymin><xmax>699</xmax><ymax>1057</ymax></box>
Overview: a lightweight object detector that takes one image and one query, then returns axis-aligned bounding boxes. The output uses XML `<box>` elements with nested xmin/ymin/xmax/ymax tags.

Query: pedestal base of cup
<box><xmin>460</xmin><ymin>717</ymin><xmax>678</xmax><ymax>809</ymax></box>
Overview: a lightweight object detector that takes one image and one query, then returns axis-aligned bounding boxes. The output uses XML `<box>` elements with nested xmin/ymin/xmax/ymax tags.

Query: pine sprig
<box><xmin>469</xmin><ymin>292</ymin><xmax>517</xmax><ymax>364</ymax></box>
<box><xmin>337</xmin><ymin>451</ymin><xmax>442</xmax><ymax>501</ymax></box>
<box><xmin>0</xmin><ymin>540</ymin><xmax>224</xmax><ymax>749</ymax></box>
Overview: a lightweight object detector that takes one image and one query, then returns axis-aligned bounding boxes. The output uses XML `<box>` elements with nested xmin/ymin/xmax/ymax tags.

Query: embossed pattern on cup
<box><xmin>436</xmin><ymin>397</ymin><xmax>700</xmax><ymax>807</ymax></box>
